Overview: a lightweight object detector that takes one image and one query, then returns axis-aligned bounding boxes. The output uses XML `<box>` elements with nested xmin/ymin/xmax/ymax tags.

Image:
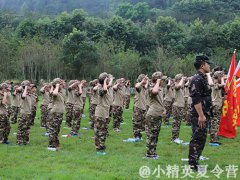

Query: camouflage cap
<box><xmin>0</xmin><ymin>83</ymin><xmax>8</xmax><ymax>90</ymax></box>
<box><xmin>4</xmin><ymin>80</ymin><xmax>12</xmax><ymax>84</ymax></box>
<box><xmin>68</xmin><ymin>80</ymin><xmax>76</xmax><ymax>86</ymax></box>
<box><xmin>162</xmin><ymin>76</ymin><xmax>168</xmax><ymax>80</ymax></box>
<box><xmin>21</xmin><ymin>80</ymin><xmax>31</xmax><ymax>87</ymax></box>
<box><xmin>213</xmin><ymin>71</ymin><xmax>224</xmax><ymax>79</ymax></box>
<box><xmin>52</xmin><ymin>78</ymin><xmax>61</xmax><ymax>86</ymax></box>
<box><xmin>152</xmin><ymin>72</ymin><xmax>163</xmax><ymax>80</ymax></box>
<box><xmin>13</xmin><ymin>85</ymin><xmax>19</xmax><ymax>90</ymax></box>
<box><xmin>175</xmin><ymin>74</ymin><xmax>183</xmax><ymax>80</ymax></box>
<box><xmin>137</xmin><ymin>74</ymin><xmax>146</xmax><ymax>82</ymax></box>
<box><xmin>30</xmin><ymin>84</ymin><xmax>37</xmax><ymax>88</ymax></box>
<box><xmin>99</xmin><ymin>72</ymin><xmax>108</xmax><ymax>80</ymax></box>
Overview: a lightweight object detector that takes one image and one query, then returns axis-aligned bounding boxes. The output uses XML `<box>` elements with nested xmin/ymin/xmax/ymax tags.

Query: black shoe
<box><xmin>189</xmin><ymin>164</ymin><xmax>198</xmax><ymax>171</ymax></box>
<box><xmin>2</xmin><ymin>140</ymin><xmax>10</xmax><ymax>144</ymax></box>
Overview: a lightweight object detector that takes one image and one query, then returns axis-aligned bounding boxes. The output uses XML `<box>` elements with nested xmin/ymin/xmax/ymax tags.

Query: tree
<box><xmin>62</xmin><ymin>28</ymin><xmax>99</xmax><ymax>79</ymax></box>
<box><xmin>17</xmin><ymin>19</ymin><xmax>37</xmax><ymax>38</ymax></box>
<box><xmin>154</xmin><ymin>16</ymin><xmax>185</xmax><ymax>53</ymax></box>
<box><xmin>16</xmin><ymin>38</ymin><xmax>62</xmax><ymax>82</ymax></box>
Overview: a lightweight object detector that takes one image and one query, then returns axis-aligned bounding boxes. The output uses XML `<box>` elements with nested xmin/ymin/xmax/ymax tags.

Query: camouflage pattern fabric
<box><xmin>145</xmin><ymin>114</ymin><xmax>162</xmax><ymax>157</ymax></box>
<box><xmin>171</xmin><ymin>106</ymin><xmax>185</xmax><ymax>140</ymax></box>
<box><xmin>10</xmin><ymin>106</ymin><xmax>19</xmax><ymax>124</ymax></box>
<box><xmin>0</xmin><ymin>114</ymin><xmax>11</xmax><ymax>141</ymax></box>
<box><xmin>112</xmin><ymin>106</ymin><xmax>123</xmax><ymax>129</ymax></box>
<box><xmin>94</xmin><ymin>116</ymin><xmax>108</xmax><ymax>151</ymax></box>
<box><xmin>209</xmin><ymin>105</ymin><xmax>222</xmax><ymax>142</ymax></box>
<box><xmin>40</xmin><ymin>104</ymin><xmax>48</xmax><ymax>127</ymax></box>
<box><xmin>132</xmin><ymin>106</ymin><xmax>146</xmax><ymax>139</ymax></box>
<box><xmin>16</xmin><ymin>113</ymin><xmax>31</xmax><ymax>145</ymax></box>
<box><xmin>65</xmin><ymin>103</ymin><xmax>74</xmax><ymax>127</ymax></box>
<box><xmin>48</xmin><ymin>112</ymin><xmax>63</xmax><ymax>148</ymax></box>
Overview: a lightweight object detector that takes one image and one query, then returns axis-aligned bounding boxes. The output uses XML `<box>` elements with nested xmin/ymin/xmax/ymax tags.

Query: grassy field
<box><xmin>0</xmin><ymin>98</ymin><xmax>239</xmax><ymax>180</ymax></box>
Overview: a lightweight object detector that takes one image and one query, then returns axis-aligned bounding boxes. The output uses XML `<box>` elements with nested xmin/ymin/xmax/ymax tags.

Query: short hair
<box><xmin>194</xmin><ymin>61</ymin><xmax>205</xmax><ymax>70</ymax></box>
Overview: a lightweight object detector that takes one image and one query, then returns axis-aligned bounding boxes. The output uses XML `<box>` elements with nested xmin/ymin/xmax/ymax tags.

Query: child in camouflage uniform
<box><xmin>65</xmin><ymin>80</ymin><xmax>77</xmax><ymax>128</ymax></box>
<box><xmin>0</xmin><ymin>83</ymin><xmax>11</xmax><ymax>144</ymax></box>
<box><xmin>112</xmin><ymin>78</ymin><xmax>126</xmax><ymax>132</ymax></box>
<box><xmin>145</xmin><ymin>72</ymin><xmax>166</xmax><ymax>159</ymax></box>
<box><xmin>48</xmin><ymin>78</ymin><xmax>65</xmax><ymax>151</ymax></box>
<box><xmin>132</xmin><ymin>74</ymin><xmax>148</xmax><ymax>140</ymax></box>
<box><xmin>30</xmin><ymin>84</ymin><xmax>38</xmax><ymax>126</ymax></box>
<box><xmin>10</xmin><ymin>84</ymin><xmax>21</xmax><ymax>124</ymax></box>
<box><xmin>94</xmin><ymin>72</ymin><xmax>113</xmax><ymax>155</ymax></box>
<box><xmin>210</xmin><ymin>71</ymin><xmax>225</xmax><ymax>146</ymax></box>
<box><xmin>89</xmin><ymin>79</ymin><xmax>99</xmax><ymax>129</ymax></box>
<box><xmin>40</xmin><ymin>83</ymin><xmax>50</xmax><ymax>128</ymax></box>
<box><xmin>124</xmin><ymin>80</ymin><xmax>131</xmax><ymax>109</ymax></box>
<box><xmin>16</xmin><ymin>80</ymin><xmax>32</xmax><ymax>145</ymax></box>
<box><xmin>70</xmin><ymin>80</ymin><xmax>84</xmax><ymax>136</ymax></box>
<box><xmin>163</xmin><ymin>78</ymin><xmax>174</xmax><ymax>125</ymax></box>
<box><xmin>171</xmin><ymin>74</ymin><xmax>187</xmax><ymax>144</ymax></box>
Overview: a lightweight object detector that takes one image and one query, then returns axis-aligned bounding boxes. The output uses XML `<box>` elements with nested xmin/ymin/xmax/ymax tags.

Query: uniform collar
<box><xmin>197</xmin><ymin>71</ymin><xmax>207</xmax><ymax>79</ymax></box>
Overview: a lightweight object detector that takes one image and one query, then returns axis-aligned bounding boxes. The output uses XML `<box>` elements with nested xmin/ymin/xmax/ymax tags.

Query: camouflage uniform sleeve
<box><xmin>190</xmin><ymin>77</ymin><xmax>203</xmax><ymax>106</ymax></box>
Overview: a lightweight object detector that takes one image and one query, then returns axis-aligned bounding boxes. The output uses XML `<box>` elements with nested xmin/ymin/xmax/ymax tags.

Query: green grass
<box><xmin>0</xmin><ymin>98</ymin><xmax>239</xmax><ymax>179</ymax></box>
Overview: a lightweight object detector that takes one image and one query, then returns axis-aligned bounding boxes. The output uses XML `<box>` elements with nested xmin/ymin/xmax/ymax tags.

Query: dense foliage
<box><xmin>0</xmin><ymin>0</ymin><xmax>240</xmax><ymax>83</ymax></box>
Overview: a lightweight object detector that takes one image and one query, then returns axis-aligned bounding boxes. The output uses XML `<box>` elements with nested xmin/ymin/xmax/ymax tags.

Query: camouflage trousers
<box><xmin>30</xmin><ymin>106</ymin><xmax>37</xmax><ymax>126</ymax></box>
<box><xmin>40</xmin><ymin>105</ymin><xmax>48</xmax><ymax>127</ymax></box>
<box><xmin>105</xmin><ymin>106</ymin><xmax>113</xmax><ymax>136</ymax></box>
<box><xmin>163</xmin><ymin>100</ymin><xmax>173</xmax><ymax>124</ymax></box>
<box><xmin>185</xmin><ymin>104</ymin><xmax>191</xmax><ymax>126</ymax></box>
<box><xmin>89</xmin><ymin>104</ymin><xmax>97</xmax><ymax>129</ymax></box>
<box><xmin>106</xmin><ymin>106</ymin><xmax>113</xmax><ymax>126</ymax></box>
<box><xmin>65</xmin><ymin>103</ymin><xmax>74</xmax><ymax>127</ymax></box>
<box><xmin>188</xmin><ymin>115</ymin><xmax>209</xmax><ymax>167</ymax></box>
<box><xmin>210</xmin><ymin>105</ymin><xmax>222</xmax><ymax>142</ymax></box>
<box><xmin>125</xmin><ymin>95</ymin><xmax>131</xmax><ymax>109</ymax></box>
<box><xmin>82</xmin><ymin>97</ymin><xmax>86</xmax><ymax>114</ymax></box>
<box><xmin>132</xmin><ymin>106</ymin><xmax>146</xmax><ymax>139</ymax></box>
<box><xmin>45</xmin><ymin>108</ymin><xmax>52</xmax><ymax>133</ymax></box>
<box><xmin>94</xmin><ymin>116</ymin><xmax>108</xmax><ymax>151</ymax></box>
<box><xmin>171</xmin><ymin>106</ymin><xmax>185</xmax><ymax>140</ymax></box>
<box><xmin>0</xmin><ymin>114</ymin><xmax>11</xmax><ymax>141</ymax></box>
<box><xmin>71</xmin><ymin>108</ymin><xmax>83</xmax><ymax>134</ymax></box>
<box><xmin>145</xmin><ymin>115</ymin><xmax>162</xmax><ymax>156</ymax></box>
<box><xmin>113</xmin><ymin>106</ymin><xmax>123</xmax><ymax>129</ymax></box>
<box><xmin>48</xmin><ymin>112</ymin><xmax>63</xmax><ymax>148</ymax></box>
<box><xmin>7</xmin><ymin>106</ymin><xmax>11</xmax><ymax>119</ymax></box>
<box><xmin>10</xmin><ymin>106</ymin><xmax>20</xmax><ymax>124</ymax></box>
<box><xmin>16</xmin><ymin>113</ymin><xmax>31</xmax><ymax>145</ymax></box>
